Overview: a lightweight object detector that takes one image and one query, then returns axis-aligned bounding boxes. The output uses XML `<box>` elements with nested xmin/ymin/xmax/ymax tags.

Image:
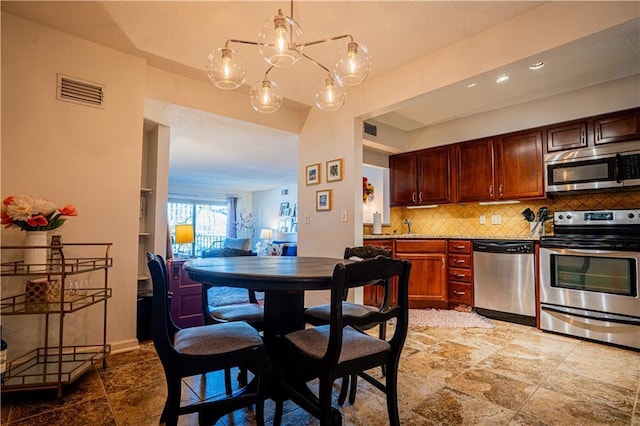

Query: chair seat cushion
<box><xmin>285</xmin><ymin>325</ymin><xmax>390</xmax><ymax>363</ymax></box>
<box><xmin>305</xmin><ymin>302</ymin><xmax>378</xmax><ymax>322</ymax></box>
<box><xmin>174</xmin><ymin>321</ymin><xmax>263</xmax><ymax>356</ymax></box>
<box><xmin>210</xmin><ymin>303</ymin><xmax>264</xmax><ymax>323</ymax></box>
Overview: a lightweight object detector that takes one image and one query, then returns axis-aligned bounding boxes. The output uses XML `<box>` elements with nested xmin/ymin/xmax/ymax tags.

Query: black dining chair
<box><xmin>277</xmin><ymin>256</ymin><xmax>411</xmax><ymax>426</ymax></box>
<box><xmin>304</xmin><ymin>245</ymin><xmax>393</xmax><ymax>405</ymax></box>
<box><xmin>146</xmin><ymin>253</ymin><xmax>270</xmax><ymax>426</ymax></box>
<box><xmin>200</xmin><ymin>247</ymin><xmax>265</xmax><ymax>394</ymax></box>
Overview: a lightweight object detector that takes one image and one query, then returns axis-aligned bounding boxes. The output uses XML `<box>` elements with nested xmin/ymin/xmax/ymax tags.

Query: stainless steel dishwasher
<box><xmin>473</xmin><ymin>240</ymin><xmax>536</xmax><ymax>326</ymax></box>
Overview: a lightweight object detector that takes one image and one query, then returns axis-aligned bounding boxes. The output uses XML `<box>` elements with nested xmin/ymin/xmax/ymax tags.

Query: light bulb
<box><xmin>333</xmin><ymin>41</ymin><xmax>371</xmax><ymax>87</ymax></box>
<box><xmin>258</xmin><ymin>9</ymin><xmax>303</xmax><ymax>67</ymax></box>
<box><xmin>250</xmin><ymin>79</ymin><xmax>282</xmax><ymax>113</ymax></box>
<box><xmin>315</xmin><ymin>77</ymin><xmax>346</xmax><ymax>111</ymax></box>
<box><xmin>206</xmin><ymin>47</ymin><xmax>246</xmax><ymax>90</ymax></box>
<box><xmin>275</xmin><ymin>19</ymin><xmax>288</xmax><ymax>54</ymax></box>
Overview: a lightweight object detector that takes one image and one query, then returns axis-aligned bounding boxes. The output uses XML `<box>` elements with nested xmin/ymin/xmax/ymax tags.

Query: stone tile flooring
<box><xmin>2</xmin><ymin>319</ymin><xmax>639</xmax><ymax>425</ymax></box>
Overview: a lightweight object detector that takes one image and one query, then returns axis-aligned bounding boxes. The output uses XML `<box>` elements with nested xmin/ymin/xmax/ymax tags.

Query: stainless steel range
<box><xmin>539</xmin><ymin>209</ymin><xmax>640</xmax><ymax>350</ymax></box>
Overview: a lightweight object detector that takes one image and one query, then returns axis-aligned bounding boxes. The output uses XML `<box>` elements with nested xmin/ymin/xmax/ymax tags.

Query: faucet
<box><xmin>403</xmin><ymin>218</ymin><xmax>413</xmax><ymax>235</ymax></box>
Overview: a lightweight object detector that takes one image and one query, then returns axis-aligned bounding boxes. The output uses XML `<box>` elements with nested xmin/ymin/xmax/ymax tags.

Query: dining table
<box><xmin>184</xmin><ymin>256</ymin><xmax>352</xmax><ymax>422</ymax></box>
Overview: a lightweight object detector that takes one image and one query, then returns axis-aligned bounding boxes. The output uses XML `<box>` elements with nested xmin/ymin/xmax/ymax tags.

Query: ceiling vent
<box><xmin>56</xmin><ymin>74</ymin><xmax>104</xmax><ymax>108</ymax></box>
<box><xmin>363</xmin><ymin>122</ymin><xmax>377</xmax><ymax>137</ymax></box>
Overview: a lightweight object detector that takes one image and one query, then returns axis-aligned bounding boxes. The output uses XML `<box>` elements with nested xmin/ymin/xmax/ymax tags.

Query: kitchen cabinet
<box><xmin>593</xmin><ymin>109</ymin><xmax>640</xmax><ymax>145</ymax></box>
<box><xmin>447</xmin><ymin>240</ymin><xmax>473</xmax><ymax>308</ymax></box>
<box><xmin>167</xmin><ymin>258</ymin><xmax>204</xmax><ymax>328</ymax></box>
<box><xmin>362</xmin><ymin>239</ymin><xmax>394</xmax><ymax>306</ymax></box>
<box><xmin>456</xmin><ymin>130</ymin><xmax>543</xmax><ymax>202</ymax></box>
<box><xmin>394</xmin><ymin>239</ymin><xmax>447</xmax><ymax>309</ymax></box>
<box><xmin>389</xmin><ymin>146</ymin><xmax>453</xmax><ymax>206</ymax></box>
<box><xmin>546</xmin><ymin>121</ymin><xmax>587</xmax><ymax>152</ymax></box>
<box><xmin>0</xmin><ymin>242</ymin><xmax>112</xmax><ymax>399</ymax></box>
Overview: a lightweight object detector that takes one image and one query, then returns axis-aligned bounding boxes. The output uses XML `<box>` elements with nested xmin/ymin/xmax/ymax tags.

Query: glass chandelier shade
<box><xmin>250</xmin><ymin>79</ymin><xmax>283</xmax><ymax>113</ymax></box>
<box><xmin>332</xmin><ymin>41</ymin><xmax>371</xmax><ymax>86</ymax></box>
<box><xmin>258</xmin><ymin>9</ymin><xmax>304</xmax><ymax>67</ymax></box>
<box><xmin>206</xmin><ymin>47</ymin><xmax>247</xmax><ymax>90</ymax></box>
<box><xmin>315</xmin><ymin>77</ymin><xmax>346</xmax><ymax>111</ymax></box>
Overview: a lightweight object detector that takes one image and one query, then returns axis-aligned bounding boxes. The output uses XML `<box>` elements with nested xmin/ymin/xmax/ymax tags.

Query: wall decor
<box><xmin>316</xmin><ymin>189</ymin><xmax>332</xmax><ymax>211</ymax></box>
<box><xmin>279</xmin><ymin>202</ymin><xmax>289</xmax><ymax>216</ymax></box>
<box><xmin>306</xmin><ymin>163</ymin><xmax>321</xmax><ymax>185</ymax></box>
<box><xmin>326</xmin><ymin>158</ymin><xmax>343</xmax><ymax>182</ymax></box>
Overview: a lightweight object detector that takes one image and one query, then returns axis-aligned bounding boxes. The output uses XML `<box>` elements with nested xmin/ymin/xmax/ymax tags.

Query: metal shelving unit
<box><xmin>0</xmin><ymin>242</ymin><xmax>112</xmax><ymax>399</ymax></box>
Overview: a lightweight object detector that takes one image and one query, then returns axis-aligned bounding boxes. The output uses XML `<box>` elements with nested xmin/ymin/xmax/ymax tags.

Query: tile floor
<box><xmin>1</xmin><ymin>319</ymin><xmax>639</xmax><ymax>425</ymax></box>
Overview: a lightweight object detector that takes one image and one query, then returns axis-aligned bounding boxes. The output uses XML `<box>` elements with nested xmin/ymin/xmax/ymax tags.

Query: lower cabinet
<box><xmin>166</xmin><ymin>258</ymin><xmax>204</xmax><ymax>328</ymax></box>
<box><xmin>395</xmin><ymin>239</ymin><xmax>447</xmax><ymax>309</ymax></box>
<box><xmin>447</xmin><ymin>240</ymin><xmax>474</xmax><ymax>308</ymax></box>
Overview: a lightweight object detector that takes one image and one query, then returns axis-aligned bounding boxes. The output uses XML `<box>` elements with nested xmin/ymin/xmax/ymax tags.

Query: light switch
<box><xmin>341</xmin><ymin>209</ymin><xmax>348</xmax><ymax>223</ymax></box>
<box><xmin>491</xmin><ymin>214</ymin><xmax>502</xmax><ymax>225</ymax></box>
<box><xmin>479</xmin><ymin>214</ymin><xmax>486</xmax><ymax>225</ymax></box>
<box><xmin>304</xmin><ymin>212</ymin><xmax>310</xmax><ymax>224</ymax></box>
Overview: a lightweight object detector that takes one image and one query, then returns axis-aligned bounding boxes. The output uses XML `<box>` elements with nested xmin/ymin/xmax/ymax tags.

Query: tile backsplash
<box><xmin>365</xmin><ymin>190</ymin><xmax>640</xmax><ymax>238</ymax></box>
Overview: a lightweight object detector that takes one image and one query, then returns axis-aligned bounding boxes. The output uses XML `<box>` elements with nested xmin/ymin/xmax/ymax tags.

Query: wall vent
<box><xmin>364</xmin><ymin>122</ymin><xmax>377</xmax><ymax>137</ymax></box>
<box><xmin>56</xmin><ymin>74</ymin><xmax>105</xmax><ymax>108</ymax></box>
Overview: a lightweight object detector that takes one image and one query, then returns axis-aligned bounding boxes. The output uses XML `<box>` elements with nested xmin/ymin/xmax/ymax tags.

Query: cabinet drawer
<box><xmin>448</xmin><ymin>240</ymin><xmax>471</xmax><ymax>254</ymax></box>
<box><xmin>395</xmin><ymin>239</ymin><xmax>446</xmax><ymax>253</ymax></box>
<box><xmin>449</xmin><ymin>254</ymin><xmax>471</xmax><ymax>268</ymax></box>
<box><xmin>448</xmin><ymin>267</ymin><xmax>472</xmax><ymax>283</ymax></box>
<box><xmin>365</xmin><ymin>239</ymin><xmax>393</xmax><ymax>251</ymax></box>
<box><xmin>448</xmin><ymin>283</ymin><xmax>473</xmax><ymax>305</ymax></box>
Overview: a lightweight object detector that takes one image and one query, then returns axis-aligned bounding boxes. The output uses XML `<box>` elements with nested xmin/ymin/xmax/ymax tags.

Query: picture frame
<box><xmin>316</xmin><ymin>189</ymin><xmax>332</xmax><ymax>211</ymax></box>
<box><xmin>278</xmin><ymin>202</ymin><xmax>289</xmax><ymax>216</ymax></box>
<box><xmin>326</xmin><ymin>158</ymin><xmax>343</xmax><ymax>182</ymax></box>
<box><xmin>306</xmin><ymin>163</ymin><xmax>321</xmax><ymax>185</ymax></box>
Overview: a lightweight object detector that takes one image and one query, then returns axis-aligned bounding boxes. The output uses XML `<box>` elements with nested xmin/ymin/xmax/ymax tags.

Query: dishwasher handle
<box><xmin>473</xmin><ymin>240</ymin><xmax>534</xmax><ymax>254</ymax></box>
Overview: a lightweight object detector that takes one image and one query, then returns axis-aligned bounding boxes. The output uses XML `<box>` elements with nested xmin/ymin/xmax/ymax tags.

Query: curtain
<box><xmin>227</xmin><ymin>196</ymin><xmax>237</xmax><ymax>238</ymax></box>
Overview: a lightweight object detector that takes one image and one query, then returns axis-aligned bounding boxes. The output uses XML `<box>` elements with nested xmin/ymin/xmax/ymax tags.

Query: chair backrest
<box><xmin>223</xmin><ymin>238</ymin><xmax>251</xmax><ymax>251</ymax></box>
<box><xmin>146</xmin><ymin>253</ymin><xmax>180</xmax><ymax>364</ymax></box>
<box><xmin>343</xmin><ymin>245</ymin><xmax>393</xmax><ymax>305</ymax></box>
<box><xmin>325</xmin><ymin>257</ymin><xmax>411</xmax><ymax>366</ymax></box>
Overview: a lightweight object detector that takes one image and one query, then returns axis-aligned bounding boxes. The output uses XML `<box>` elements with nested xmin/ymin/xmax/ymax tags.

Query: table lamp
<box><xmin>175</xmin><ymin>224</ymin><xmax>195</xmax><ymax>257</ymax></box>
<box><xmin>259</xmin><ymin>228</ymin><xmax>273</xmax><ymax>241</ymax></box>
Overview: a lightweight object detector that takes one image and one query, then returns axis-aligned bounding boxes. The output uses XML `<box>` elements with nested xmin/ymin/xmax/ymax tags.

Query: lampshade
<box><xmin>175</xmin><ymin>224</ymin><xmax>194</xmax><ymax>244</ymax></box>
<box><xmin>332</xmin><ymin>41</ymin><xmax>371</xmax><ymax>86</ymax></box>
<box><xmin>315</xmin><ymin>77</ymin><xmax>346</xmax><ymax>111</ymax></box>
<box><xmin>260</xmin><ymin>228</ymin><xmax>273</xmax><ymax>240</ymax></box>
<box><xmin>258</xmin><ymin>9</ymin><xmax>304</xmax><ymax>67</ymax></box>
<box><xmin>206</xmin><ymin>47</ymin><xmax>246</xmax><ymax>90</ymax></box>
<box><xmin>250</xmin><ymin>79</ymin><xmax>283</xmax><ymax>113</ymax></box>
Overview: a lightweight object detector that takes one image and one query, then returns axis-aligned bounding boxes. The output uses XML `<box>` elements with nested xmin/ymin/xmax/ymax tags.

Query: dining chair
<box><xmin>200</xmin><ymin>247</ymin><xmax>265</xmax><ymax>394</ymax></box>
<box><xmin>146</xmin><ymin>253</ymin><xmax>270</xmax><ymax>426</ymax></box>
<box><xmin>277</xmin><ymin>256</ymin><xmax>411</xmax><ymax>426</ymax></box>
<box><xmin>304</xmin><ymin>245</ymin><xmax>393</xmax><ymax>405</ymax></box>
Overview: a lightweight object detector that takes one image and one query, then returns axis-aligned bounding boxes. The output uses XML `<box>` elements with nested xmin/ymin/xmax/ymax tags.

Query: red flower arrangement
<box><xmin>1</xmin><ymin>194</ymin><xmax>78</xmax><ymax>231</ymax></box>
<box><xmin>363</xmin><ymin>177</ymin><xmax>375</xmax><ymax>203</ymax></box>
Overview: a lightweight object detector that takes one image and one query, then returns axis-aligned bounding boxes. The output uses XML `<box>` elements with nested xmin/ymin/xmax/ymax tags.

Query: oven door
<box><xmin>539</xmin><ymin>246</ymin><xmax>640</xmax><ymax>349</ymax></box>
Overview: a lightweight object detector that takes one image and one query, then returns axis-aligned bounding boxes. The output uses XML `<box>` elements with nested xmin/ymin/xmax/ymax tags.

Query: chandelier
<box><xmin>206</xmin><ymin>1</ymin><xmax>371</xmax><ymax>113</ymax></box>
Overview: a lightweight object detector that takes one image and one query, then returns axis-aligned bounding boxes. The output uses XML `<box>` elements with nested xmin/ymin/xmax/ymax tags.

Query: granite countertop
<box><xmin>364</xmin><ymin>234</ymin><xmax>539</xmax><ymax>241</ymax></box>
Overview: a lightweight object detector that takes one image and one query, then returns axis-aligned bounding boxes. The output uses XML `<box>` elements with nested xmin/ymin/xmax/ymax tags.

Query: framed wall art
<box><xmin>316</xmin><ymin>189</ymin><xmax>332</xmax><ymax>211</ymax></box>
<box><xmin>305</xmin><ymin>163</ymin><xmax>321</xmax><ymax>185</ymax></box>
<box><xmin>326</xmin><ymin>158</ymin><xmax>343</xmax><ymax>182</ymax></box>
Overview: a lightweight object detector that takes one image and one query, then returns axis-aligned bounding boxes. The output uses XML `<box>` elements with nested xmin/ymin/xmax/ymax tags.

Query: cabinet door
<box><xmin>167</xmin><ymin>259</ymin><xmax>204</xmax><ymax>328</ymax></box>
<box><xmin>546</xmin><ymin>122</ymin><xmax>587</xmax><ymax>152</ymax></box>
<box><xmin>389</xmin><ymin>154</ymin><xmax>417</xmax><ymax>206</ymax></box>
<box><xmin>417</xmin><ymin>146</ymin><xmax>451</xmax><ymax>204</ymax></box>
<box><xmin>395</xmin><ymin>253</ymin><xmax>447</xmax><ymax>309</ymax></box>
<box><xmin>594</xmin><ymin>111</ymin><xmax>640</xmax><ymax>145</ymax></box>
<box><xmin>456</xmin><ymin>138</ymin><xmax>495</xmax><ymax>202</ymax></box>
<box><xmin>495</xmin><ymin>130</ymin><xmax>544</xmax><ymax>200</ymax></box>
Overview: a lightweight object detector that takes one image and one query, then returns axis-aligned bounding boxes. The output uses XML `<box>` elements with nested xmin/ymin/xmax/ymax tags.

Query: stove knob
<box><xmin>566</xmin><ymin>214</ymin><xmax>572</xmax><ymax>220</ymax></box>
<box><xmin>628</xmin><ymin>213</ymin><xmax>635</xmax><ymax>219</ymax></box>
<box><xmin>558</xmin><ymin>215</ymin><xmax>564</xmax><ymax>220</ymax></box>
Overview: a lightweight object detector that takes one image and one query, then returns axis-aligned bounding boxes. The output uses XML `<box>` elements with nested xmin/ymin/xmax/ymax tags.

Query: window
<box><xmin>168</xmin><ymin>200</ymin><xmax>228</xmax><ymax>257</ymax></box>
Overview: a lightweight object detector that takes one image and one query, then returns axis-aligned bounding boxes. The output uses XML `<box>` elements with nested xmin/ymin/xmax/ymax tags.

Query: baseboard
<box><xmin>109</xmin><ymin>338</ymin><xmax>141</xmax><ymax>354</ymax></box>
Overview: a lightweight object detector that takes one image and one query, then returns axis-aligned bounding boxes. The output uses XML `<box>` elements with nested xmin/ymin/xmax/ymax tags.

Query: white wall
<box><xmin>1</xmin><ymin>13</ymin><xmax>146</xmax><ymax>353</ymax></box>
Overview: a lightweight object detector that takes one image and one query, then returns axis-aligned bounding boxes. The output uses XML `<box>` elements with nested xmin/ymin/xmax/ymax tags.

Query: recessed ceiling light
<box><xmin>496</xmin><ymin>74</ymin><xmax>509</xmax><ymax>84</ymax></box>
<box><xmin>466</xmin><ymin>83</ymin><xmax>476</xmax><ymax>88</ymax></box>
<box><xmin>529</xmin><ymin>62</ymin><xmax>544</xmax><ymax>70</ymax></box>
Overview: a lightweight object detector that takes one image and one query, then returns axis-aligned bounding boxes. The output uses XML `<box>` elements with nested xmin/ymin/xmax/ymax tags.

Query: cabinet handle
<box><xmin>596</xmin><ymin>127</ymin><xmax>601</xmax><ymax>141</ymax></box>
<box><xmin>454</xmin><ymin>259</ymin><xmax>465</xmax><ymax>264</ymax></box>
<box><xmin>441</xmin><ymin>258</ymin><xmax>445</xmax><ymax>269</ymax></box>
<box><xmin>453</xmin><ymin>245</ymin><xmax>465</xmax><ymax>250</ymax></box>
<box><xmin>412</xmin><ymin>192</ymin><xmax>417</xmax><ymax>203</ymax></box>
<box><xmin>489</xmin><ymin>185</ymin><xmax>493</xmax><ymax>196</ymax></box>
<box><xmin>418</xmin><ymin>192</ymin><xmax>423</xmax><ymax>202</ymax></box>
<box><xmin>499</xmin><ymin>184</ymin><xmax>503</xmax><ymax>197</ymax></box>
<box><xmin>453</xmin><ymin>290</ymin><xmax>466</xmax><ymax>296</ymax></box>
<box><xmin>581</xmin><ymin>130</ymin><xmax>586</xmax><ymax>144</ymax></box>
<box><xmin>453</xmin><ymin>273</ymin><xmax>466</xmax><ymax>278</ymax></box>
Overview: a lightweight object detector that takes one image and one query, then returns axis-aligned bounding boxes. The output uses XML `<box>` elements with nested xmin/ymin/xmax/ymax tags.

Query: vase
<box><xmin>23</xmin><ymin>231</ymin><xmax>49</xmax><ymax>272</ymax></box>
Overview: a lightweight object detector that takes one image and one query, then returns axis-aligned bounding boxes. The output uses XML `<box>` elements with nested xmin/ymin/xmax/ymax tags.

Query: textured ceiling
<box><xmin>3</xmin><ymin>1</ymin><xmax>638</xmax><ymax>194</ymax></box>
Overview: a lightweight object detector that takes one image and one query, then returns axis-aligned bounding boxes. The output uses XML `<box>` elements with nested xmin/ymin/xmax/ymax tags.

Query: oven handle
<box><xmin>542</xmin><ymin>247</ymin><xmax>628</xmax><ymax>256</ymax></box>
<box><xmin>541</xmin><ymin>303</ymin><xmax>640</xmax><ymax>326</ymax></box>
<box><xmin>615</xmin><ymin>153</ymin><xmax>622</xmax><ymax>183</ymax></box>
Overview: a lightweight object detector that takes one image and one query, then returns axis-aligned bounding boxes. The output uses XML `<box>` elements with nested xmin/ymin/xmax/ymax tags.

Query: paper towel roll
<box><xmin>373</xmin><ymin>212</ymin><xmax>382</xmax><ymax>234</ymax></box>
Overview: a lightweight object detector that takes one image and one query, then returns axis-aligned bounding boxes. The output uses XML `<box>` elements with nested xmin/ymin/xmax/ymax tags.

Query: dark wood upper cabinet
<box><xmin>456</xmin><ymin>138</ymin><xmax>494</xmax><ymax>202</ymax></box>
<box><xmin>594</xmin><ymin>110</ymin><xmax>640</xmax><ymax>145</ymax></box>
<box><xmin>495</xmin><ymin>130</ymin><xmax>544</xmax><ymax>200</ymax></box>
<box><xmin>390</xmin><ymin>146</ymin><xmax>453</xmax><ymax>206</ymax></box>
<box><xmin>547</xmin><ymin>122</ymin><xmax>587</xmax><ymax>152</ymax></box>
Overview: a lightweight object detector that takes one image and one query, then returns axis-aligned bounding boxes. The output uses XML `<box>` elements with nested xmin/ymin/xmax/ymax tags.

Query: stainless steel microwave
<box><xmin>545</xmin><ymin>140</ymin><xmax>640</xmax><ymax>194</ymax></box>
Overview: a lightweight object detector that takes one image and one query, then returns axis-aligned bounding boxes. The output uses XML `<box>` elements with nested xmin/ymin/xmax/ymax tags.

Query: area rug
<box><xmin>409</xmin><ymin>308</ymin><xmax>494</xmax><ymax>329</ymax></box>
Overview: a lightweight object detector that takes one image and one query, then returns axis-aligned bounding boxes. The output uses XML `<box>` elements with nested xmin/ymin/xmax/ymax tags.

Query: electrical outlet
<box><xmin>304</xmin><ymin>212</ymin><xmax>310</xmax><ymax>224</ymax></box>
<box><xmin>491</xmin><ymin>214</ymin><xmax>502</xmax><ymax>225</ymax></box>
<box><xmin>479</xmin><ymin>214</ymin><xmax>486</xmax><ymax>225</ymax></box>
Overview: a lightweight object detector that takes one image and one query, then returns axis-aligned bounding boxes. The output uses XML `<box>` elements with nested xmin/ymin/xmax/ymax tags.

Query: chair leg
<box><xmin>385</xmin><ymin>363</ymin><xmax>400</xmax><ymax>426</ymax></box>
<box><xmin>273</xmin><ymin>399</ymin><xmax>284</xmax><ymax>426</ymax></box>
<box><xmin>337</xmin><ymin>376</ymin><xmax>349</xmax><ymax>406</ymax></box>
<box><xmin>318</xmin><ymin>378</ymin><xmax>338</xmax><ymax>426</ymax></box>
<box><xmin>348</xmin><ymin>374</ymin><xmax>358</xmax><ymax>405</ymax></box>
<box><xmin>164</xmin><ymin>377</ymin><xmax>182</xmax><ymax>426</ymax></box>
<box><xmin>224</xmin><ymin>367</ymin><xmax>233</xmax><ymax>395</ymax></box>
